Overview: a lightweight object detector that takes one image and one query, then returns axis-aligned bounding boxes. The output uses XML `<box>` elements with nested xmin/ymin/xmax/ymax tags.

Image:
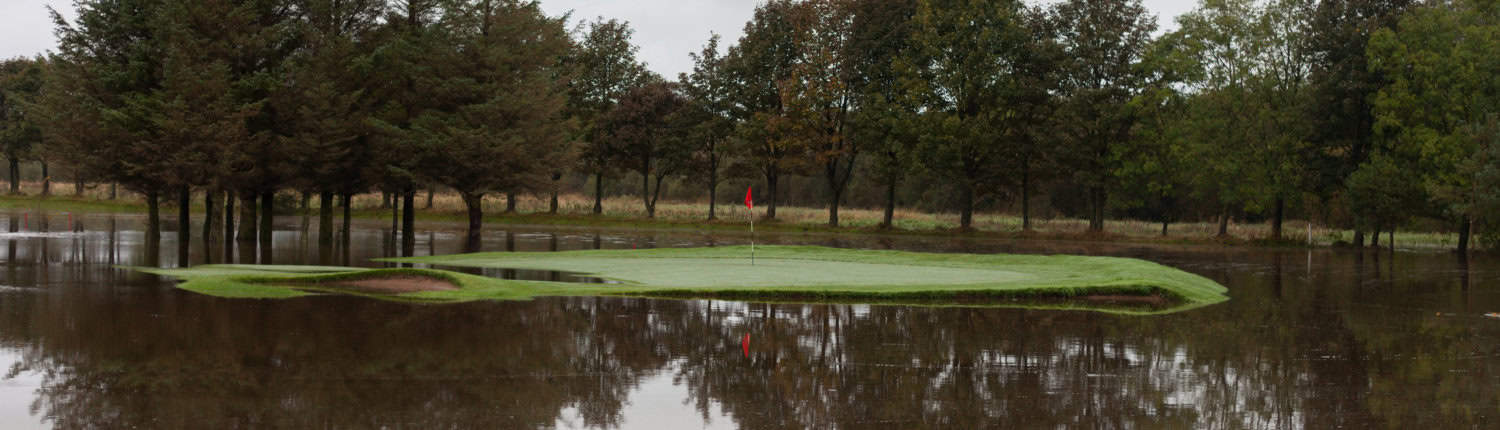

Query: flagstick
<box><xmin>750</xmin><ymin>206</ymin><xmax>756</xmax><ymax>266</ymax></box>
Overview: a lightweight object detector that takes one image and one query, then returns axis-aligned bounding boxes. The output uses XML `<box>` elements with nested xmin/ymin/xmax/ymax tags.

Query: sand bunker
<box><xmin>319</xmin><ymin>276</ymin><xmax>459</xmax><ymax>294</ymax></box>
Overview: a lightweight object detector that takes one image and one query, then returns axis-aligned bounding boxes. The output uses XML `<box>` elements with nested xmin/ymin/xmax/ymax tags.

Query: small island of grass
<box><xmin>133</xmin><ymin>246</ymin><xmax>1228</xmax><ymax>315</ymax></box>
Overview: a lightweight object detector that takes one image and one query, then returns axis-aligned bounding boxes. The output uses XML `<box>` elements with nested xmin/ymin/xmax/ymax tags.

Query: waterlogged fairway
<box><xmin>136</xmin><ymin>246</ymin><xmax>1228</xmax><ymax>314</ymax></box>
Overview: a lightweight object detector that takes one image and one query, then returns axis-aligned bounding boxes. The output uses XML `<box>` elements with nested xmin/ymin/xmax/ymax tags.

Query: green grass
<box><xmin>132</xmin><ymin>246</ymin><xmax>1229</xmax><ymax>315</ymax></box>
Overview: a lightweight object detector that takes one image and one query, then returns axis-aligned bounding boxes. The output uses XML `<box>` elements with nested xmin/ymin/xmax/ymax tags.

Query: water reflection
<box><xmin>0</xmin><ymin>210</ymin><xmax>1496</xmax><ymax>428</ymax></box>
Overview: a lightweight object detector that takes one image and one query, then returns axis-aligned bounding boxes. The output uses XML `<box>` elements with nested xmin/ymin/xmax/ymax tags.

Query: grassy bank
<box><xmin>135</xmin><ymin>245</ymin><xmax>1230</xmax><ymax>315</ymax></box>
<box><xmin>3</xmin><ymin>181</ymin><xmax>1474</xmax><ymax>251</ymax></box>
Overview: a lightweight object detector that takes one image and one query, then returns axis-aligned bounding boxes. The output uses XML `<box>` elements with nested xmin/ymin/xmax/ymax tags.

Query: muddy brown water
<box><xmin>0</xmin><ymin>209</ymin><xmax>1496</xmax><ymax>428</ymax></box>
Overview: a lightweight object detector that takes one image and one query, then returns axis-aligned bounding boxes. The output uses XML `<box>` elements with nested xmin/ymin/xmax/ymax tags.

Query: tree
<box><xmin>1177</xmin><ymin>0</ymin><xmax>1268</xmax><ymax>237</ymax></box>
<box><xmin>900</xmin><ymin>0</ymin><xmax>1034</xmax><ymax>230</ymax></box>
<box><xmin>604</xmin><ymin>81</ymin><xmax>691</xmax><ymax>218</ymax></box>
<box><xmin>845</xmin><ymin>0</ymin><xmax>918</xmax><ymax>229</ymax></box>
<box><xmin>1369</xmin><ymin>0</ymin><xmax>1500</xmax><ymax>253</ymax></box>
<box><xmin>678</xmin><ymin>35</ymin><xmax>735</xmax><ymax>220</ymax></box>
<box><xmin>727</xmin><ymin>0</ymin><xmax>804</xmax><ymax>220</ymax></box>
<box><xmin>1303</xmin><ymin>0</ymin><xmax>1413</xmax><ymax>246</ymax></box>
<box><xmin>781</xmin><ymin>0</ymin><xmax>859</xmax><ymax>227</ymax></box>
<box><xmin>46</xmin><ymin>0</ymin><xmax>172</xmax><ymax>258</ymax></box>
<box><xmin>568</xmin><ymin>18</ymin><xmax>650</xmax><ymax>215</ymax></box>
<box><xmin>1115</xmin><ymin>31</ymin><xmax>1196</xmax><ymax>236</ymax></box>
<box><xmin>1053</xmin><ymin>0</ymin><xmax>1157</xmax><ymax>233</ymax></box>
<box><xmin>0</xmin><ymin>57</ymin><xmax>44</xmax><ymax>194</ymax></box>
<box><xmin>408</xmin><ymin>0</ymin><xmax>574</xmax><ymax>247</ymax></box>
<box><xmin>278</xmin><ymin>0</ymin><xmax>384</xmax><ymax>264</ymax></box>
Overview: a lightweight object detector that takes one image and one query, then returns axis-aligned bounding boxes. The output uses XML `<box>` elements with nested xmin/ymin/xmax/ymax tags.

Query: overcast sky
<box><xmin>2</xmin><ymin>0</ymin><xmax>1196</xmax><ymax>78</ymax></box>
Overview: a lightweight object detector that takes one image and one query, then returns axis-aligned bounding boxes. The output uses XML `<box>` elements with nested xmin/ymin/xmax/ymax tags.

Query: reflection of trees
<box><xmin>2</xmin><ymin>222</ymin><xmax>1499</xmax><ymax>428</ymax></box>
<box><xmin>0</xmin><ymin>276</ymin><xmax>674</xmax><ymax>428</ymax></box>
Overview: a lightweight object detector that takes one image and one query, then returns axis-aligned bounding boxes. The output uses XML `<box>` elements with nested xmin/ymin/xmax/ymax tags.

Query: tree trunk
<box><xmin>707</xmin><ymin>161</ymin><xmax>719</xmax><ymax>221</ymax></box>
<box><xmin>1389</xmin><ymin>230</ymin><xmax>1394</xmax><ymax>252</ymax></box>
<box><xmin>178</xmin><ymin>186</ymin><xmax>190</xmax><ymax>267</ymax></box>
<box><xmin>7</xmin><ymin>159</ymin><xmax>17</xmax><ymax>194</ymax></box>
<box><xmin>506</xmin><ymin>192</ymin><xmax>517</xmax><ymax>213</ymax></box>
<box><xmin>259</xmin><ymin>190</ymin><xmax>273</xmax><ymax>264</ymax></box>
<box><xmin>318</xmin><ymin>191</ymin><xmax>334</xmax><ymax>265</ymax></box>
<box><xmin>40</xmin><ymin>161</ymin><xmax>50</xmax><ymax>197</ymax></box>
<box><xmin>1217</xmin><ymin>206</ymin><xmax>1230</xmax><ymax>237</ymax></box>
<box><xmin>1162</xmin><ymin>220</ymin><xmax>1169</xmax><ymax>236</ymax></box>
<box><xmin>647</xmin><ymin>175</ymin><xmax>667</xmax><ymax>219</ymax></box>
<box><xmin>593</xmin><ymin>172</ymin><xmax>604</xmax><ymax>214</ymax></box>
<box><xmin>462</xmin><ymin>192</ymin><xmax>483</xmax><ymax>251</ymax></box>
<box><xmin>146</xmin><ymin>189</ymin><xmax>161</xmax><ymax>266</ymax></box>
<box><xmin>1021</xmin><ymin>158</ymin><xmax>1031</xmax><ymax>231</ymax></box>
<box><xmin>1087</xmin><ymin>186</ymin><xmax>1106</xmax><ymax>232</ymax></box>
<box><xmin>299</xmin><ymin>192</ymin><xmax>310</xmax><ymax>213</ymax></box>
<box><xmin>74</xmin><ymin>170</ymin><xmax>84</xmax><ymax>197</ymax></box>
<box><xmin>1457</xmin><ymin>216</ymin><xmax>1471</xmax><ymax>255</ymax></box>
<box><xmin>825</xmin><ymin>163</ymin><xmax>843</xmax><ymax>228</ymax></box>
<box><xmin>766</xmin><ymin>166</ymin><xmax>779</xmax><ymax>220</ymax></box>
<box><xmin>1271</xmin><ymin>197</ymin><xmax>1285</xmax><ymax>240</ymax></box>
<box><xmin>881</xmin><ymin>179</ymin><xmax>896</xmax><ymax>229</ymax></box>
<box><xmin>549</xmin><ymin>172</ymin><xmax>561</xmax><ymax>215</ymax></box>
<box><xmin>203</xmin><ymin>189</ymin><xmax>216</xmax><ymax>264</ymax></box>
<box><xmin>108</xmin><ymin>183</ymin><xmax>116</xmax><ymax>200</ymax></box>
<box><xmin>642</xmin><ymin>162</ymin><xmax>653</xmax><ymax>218</ymax></box>
<box><xmin>426</xmin><ymin>186</ymin><xmax>434</xmax><ymax>209</ymax></box>
<box><xmin>381</xmin><ymin>192</ymin><xmax>391</xmax><ymax>209</ymax></box>
<box><xmin>1371</xmin><ymin>227</ymin><xmax>1381</xmax><ymax>248</ymax></box>
<box><xmin>223</xmin><ymin>190</ymin><xmax>234</xmax><ymax>260</ymax></box>
<box><xmin>1353</xmin><ymin>229</ymin><xmax>1365</xmax><ymax>247</ymax></box>
<box><xmin>239</xmin><ymin>194</ymin><xmax>257</xmax><ymax>242</ymax></box>
<box><xmin>959</xmin><ymin>182</ymin><xmax>974</xmax><ymax>231</ymax></box>
<box><xmin>340</xmin><ymin>193</ymin><xmax>352</xmax><ymax>265</ymax></box>
<box><xmin>402</xmin><ymin>191</ymin><xmax>415</xmax><ymax>258</ymax></box>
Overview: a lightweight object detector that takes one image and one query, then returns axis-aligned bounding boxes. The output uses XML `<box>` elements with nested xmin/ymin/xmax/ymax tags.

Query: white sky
<box><xmin>2</xmin><ymin>0</ymin><xmax>1198</xmax><ymax>78</ymax></box>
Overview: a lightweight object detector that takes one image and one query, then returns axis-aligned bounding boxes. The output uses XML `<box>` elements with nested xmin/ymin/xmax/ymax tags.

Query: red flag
<box><xmin>745</xmin><ymin>186</ymin><xmax>753</xmax><ymax>210</ymax></box>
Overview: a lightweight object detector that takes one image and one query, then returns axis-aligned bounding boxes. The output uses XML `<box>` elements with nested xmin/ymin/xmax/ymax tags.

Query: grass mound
<box><xmin>133</xmin><ymin>246</ymin><xmax>1228</xmax><ymax>314</ymax></box>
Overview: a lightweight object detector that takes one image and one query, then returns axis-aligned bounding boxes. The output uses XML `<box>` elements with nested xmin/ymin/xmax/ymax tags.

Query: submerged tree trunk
<box><xmin>146</xmin><ymin>189</ymin><xmax>161</xmax><ymax>266</ymax></box>
<box><xmin>462</xmin><ymin>192</ymin><xmax>483</xmax><ymax>251</ymax></box>
<box><xmin>340</xmin><ymin>193</ymin><xmax>352</xmax><ymax>265</ymax></box>
<box><xmin>223</xmin><ymin>190</ymin><xmax>234</xmax><ymax>259</ymax></box>
<box><xmin>593</xmin><ymin>172</ymin><xmax>604</xmax><ymax>215</ymax></box>
<box><xmin>239</xmin><ymin>194</ymin><xmax>257</xmax><ymax>242</ymax></box>
<box><xmin>381</xmin><ymin>192</ymin><xmax>391</xmax><ymax>209</ymax></box>
<box><xmin>318</xmin><ymin>191</ymin><xmax>334</xmax><ymax>265</ymax></box>
<box><xmin>402</xmin><ymin>191</ymin><xmax>415</xmax><ymax>258</ymax></box>
<box><xmin>259</xmin><ymin>190</ymin><xmax>273</xmax><ymax>264</ymax></box>
<box><xmin>178</xmin><ymin>186</ymin><xmax>190</xmax><ymax>267</ymax></box>
<box><xmin>1458</xmin><ymin>216</ymin><xmax>1471</xmax><ymax>255</ymax></box>
<box><xmin>1271</xmin><ymin>197</ymin><xmax>1285</xmax><ymax>240</ymax></box>
<box><xmin>203</xmin><ymin>189</ymin><xmax>216</xmax><ymax>264</ymax></box>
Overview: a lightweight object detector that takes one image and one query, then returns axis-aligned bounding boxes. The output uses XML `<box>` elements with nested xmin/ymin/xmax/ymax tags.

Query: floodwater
<box><xmin>0</xmin><ymin>209</ymin><xmax>1496</xmax><ymax>429</ymax></box>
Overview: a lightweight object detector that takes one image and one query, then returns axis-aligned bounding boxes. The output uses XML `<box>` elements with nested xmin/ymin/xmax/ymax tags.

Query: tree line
<box><xmin>0</xmin><ymin>0</ymin><xmax>1496</xmax><ymax>257</ymax></box>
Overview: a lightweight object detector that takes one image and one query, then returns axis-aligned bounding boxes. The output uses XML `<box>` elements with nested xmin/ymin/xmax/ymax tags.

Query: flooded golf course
<box><xmin>0</xmin><ymin>209</ymin><xmax>1496</xmax><ymax>428</ymax></box>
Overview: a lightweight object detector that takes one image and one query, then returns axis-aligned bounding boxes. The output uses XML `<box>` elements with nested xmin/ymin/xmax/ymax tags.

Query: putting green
<box><xmin>132</xmin><ymin>246</ymin><xmax>1228</xmax><ymax>315</ymax></box>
